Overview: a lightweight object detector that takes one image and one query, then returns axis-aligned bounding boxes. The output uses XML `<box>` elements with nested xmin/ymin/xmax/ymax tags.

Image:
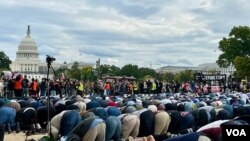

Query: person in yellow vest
<box><xmin>133</xmin><ymin>81</ymin><xmax>138</xmax><ymax>95</ymax></box>
<box><xmin>151</xmin><ymin>81</ymin><xmax>157</xmax><ymax>94</ymax></box>
<box><xmin>77</xmin><ymin>80</ymin><xmax>84</xmax><ymax>97</ymax></box>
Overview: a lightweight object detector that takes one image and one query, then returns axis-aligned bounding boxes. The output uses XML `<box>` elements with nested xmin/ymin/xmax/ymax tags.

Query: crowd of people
<box><xmin>0</xmin><ymin>72</ymin><xmax>250</xmax><ymax>141</ymax></box>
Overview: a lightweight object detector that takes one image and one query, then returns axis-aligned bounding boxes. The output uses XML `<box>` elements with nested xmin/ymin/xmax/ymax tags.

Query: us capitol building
<box><xmin>10</xmin><ymin>26</ymin><xmax>62</xmax><ymax>80</ymax></box>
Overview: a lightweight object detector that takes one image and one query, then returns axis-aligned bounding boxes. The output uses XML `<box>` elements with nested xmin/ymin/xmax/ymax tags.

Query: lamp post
<box><xmin>96</xmin><ymin>58</ymin><xmax>100</xmax><ymax>79</ymax></box>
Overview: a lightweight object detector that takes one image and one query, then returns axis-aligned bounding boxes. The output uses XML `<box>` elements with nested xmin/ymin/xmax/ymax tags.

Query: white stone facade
<box><xmin>10</xmin><ymin>26</ymin><xmax>53</xmax><ymax>81</ymax></box>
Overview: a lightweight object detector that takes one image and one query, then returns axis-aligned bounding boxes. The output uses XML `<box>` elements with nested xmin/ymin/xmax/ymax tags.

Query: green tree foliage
<box><xmin>54</xmin><ymin>68</ymin><xmax>69</xmax><ymax>79</ymax></box>
<box><xmin>66</xmin><ymin>62</ymin><xmax>95</xmax><ymax>80</ymax></box>
<box><xmin>234</xmin><ymin>56</ymin><xmax>250</xmax><ymax>78</ymax></box>
<box><xmin>69</xmin><ymin>61</ymin><xmax>81</xmax><ymax>79</ymax></box>
<box><xmin>99</xmin><ymin>64</ymin><xmax>156</xmax><ymax>80</ymax></box>
<box><xmin>109</xmin><ymin>65</ymin><xmax>121</xmax><ymax>76</ymax></box>
<box><xmin>80</xmin><ymin>66</ymin><xmax>95</xmax><ymax>81</ymax></box>
<box><xmin>162</xmin><ymin>72</ymin><xmax>175</xmax><ymax>82</ymax></box>
<box><xmin>99</xmin><ymin>64</ymin><xmax>121</xmax><ymax>77</ymax></box>
<box><xmin>143</xmin><ymin>75</ymin><xmax>154</xmax><ymax>80</ymax></box>
<box><xmin>217</xmin><ymin>26</ymin><xmax>250</xmax><ymax>67</ymax></box>
<box><xmin>174</xmin><ymin>70</ymin><xmax>193</xmax><ymax>82</ymax></box>
<box><xmin>0</xmin><ymin>51</ymin><xmax>12</xmax><ymax>70</ymax></box>
<box><xmin>120</xmin><ymin>64</ymin><xmax>139</xmax><ymax>78</ymax></box>
<box><xmin>138</xmin><ymin>67</ymin><xmax>157</xmax><ymax>80</ymax></box>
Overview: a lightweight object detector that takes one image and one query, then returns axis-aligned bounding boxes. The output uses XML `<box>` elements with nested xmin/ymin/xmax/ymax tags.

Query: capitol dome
<box><xmin>16</xmin><ymin>25</ymin><xmax>39</xmax><ymax>61</ymax></box>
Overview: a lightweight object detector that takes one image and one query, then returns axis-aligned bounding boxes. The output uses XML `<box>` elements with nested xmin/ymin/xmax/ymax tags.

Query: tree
<box><xmin>54</xmin><ymin>68</ymin><xmax>69</xmax><ymax>79</ymax></box>
<box><xmin>162</xmin><ymin>72</ymin><xmax>175</xmax><ymax>82</ymax></box>
<box><xmin>99</xmin><ymin>64</ymin><xmax>121</xmax><ymax>77</ymax></box>
<box><xmin>80</xmin><ymin>66</ymin><xmax>95</xmax><ymax>81</ymax></box>
<box><xmin>138</xmin><ymin>67</ymin><xmax>157</xmax><ymax>80</ymax></box>
<box><xmin>69</xmin><ymin>61</ymin><xmax>81</xmax><ymax>79</ymax></box>
<box><xmin>234</xmin><ymin>56</ymin><xmax>250</xmax><ymax>78</ymax></box>
<box><xmin>120</xmin><ymin>64</ymin><xmax>139</xmax><ymax>78</ymax></box>
<box><xmin>0</xmin><ymin>51</ymin><xmax>12</xmax><ymax>70</ymax></box>
<box><xmin>174</xmin><ymin>70</ymin><xmax>193</xmax><ymax>83</ymax></box>
<box><xmin>217</xmin><ymin>26</ymin><xmax>250</xmax><ymax>67</ymax></box>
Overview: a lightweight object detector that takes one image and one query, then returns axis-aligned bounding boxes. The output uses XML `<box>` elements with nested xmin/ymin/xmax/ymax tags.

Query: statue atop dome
<box><xmin>27</xmin><ymin>25</ymin><xmax>30</xmax><ymax>37</ymax></box>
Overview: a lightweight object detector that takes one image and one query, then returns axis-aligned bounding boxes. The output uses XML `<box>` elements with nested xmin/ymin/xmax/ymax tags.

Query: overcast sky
<box><xmin>1</xmin><ymin>0</ymin><xmax>249</xmax><ymax>69</ymax></box>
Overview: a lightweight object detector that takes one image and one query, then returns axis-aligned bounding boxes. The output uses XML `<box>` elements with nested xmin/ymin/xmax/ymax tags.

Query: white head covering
<box><xmin>148</xmin><ymin>105</ymin><xmax>157</xmax><ymax>113</ymax></box>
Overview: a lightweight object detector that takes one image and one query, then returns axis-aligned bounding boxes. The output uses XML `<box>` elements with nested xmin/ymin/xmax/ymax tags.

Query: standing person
<box><xmin>21</xmin><ymin>75</ymin><xmax>29</xmax><ymax>97</ymax></box>
<box><xmin>7</xmin><ymin>79</ymin><xmax>15</xmax><ymax>99</ymax></box>
<box><xmin>14</xmin><ymin>75</ymin><xmax>23</xmax><ymax>98</ymax></box>
<box><xmin>40</xmin><ymin>78</ymin><xmax>47</xmax><ymax>97</ymax></box>
<box><xmin>150</xmin><ymin>81</ymin><xmax>156</xmax><ymax>94</ymax></box>
<box><xmin>93</xmin><ymin>81</ymin><xmax>98</xmax><ymax>95</ymax></box>
<box><xmin>157</xmin><ymin>81</ymin><xmax>163</xmax><ymax>94</ymax></box>
<box><xmin>29</xmin><ymin>78</ymin><xmax>38</xmax><ymax>98</ymax></box>
<box><xmin>129</xmin><ymin>82</ymin><xmax>134</xmax><ymax>95</ymax></box>
<box><xmin>65</xmin><ymin>79</ymin><xmax>72</xmax><ymax>97</ymax></box>
<box><xmin>133</xmin><ymin>81</ymin><xmax>138</xmax><ymax>95</ymax></box>
<box><xmin>36</xmin><ymin>79</ymin><xmax>40</xmax><ymax>96</ymax></box>
<box><xmin>119</xmin><ymin>80</ymin><xmax>127</xmax><ymax>97</ymax></box>
<box><xmin>139</xmin><ymin>81</ymin><xmax>144</xmax><ymax>94</ymax></box>
<box><xmin>146</xmin><ymin>80</ymin><xmax>152</xmax><ymax>94</ymax></box>
<box><xmin>50</xmin><ymin>80</ymin><xmax>57</xmax><ymax>96</ymax></box>
<box><xmin>77</xmin><ymin>80</ymin><xmax>84</xmax><ymax>97</ymax></box>
<box><xmin>104</xmin><ymin>81</ymin><xmax>111</xmax><ymax>96</ymax></box>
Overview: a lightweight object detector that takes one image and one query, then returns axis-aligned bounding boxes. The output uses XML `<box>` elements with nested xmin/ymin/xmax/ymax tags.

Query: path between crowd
<box><xmin>4</xmin><ymin>132</ymin><xmax>46</xmax><ymax>141</ymax></box>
